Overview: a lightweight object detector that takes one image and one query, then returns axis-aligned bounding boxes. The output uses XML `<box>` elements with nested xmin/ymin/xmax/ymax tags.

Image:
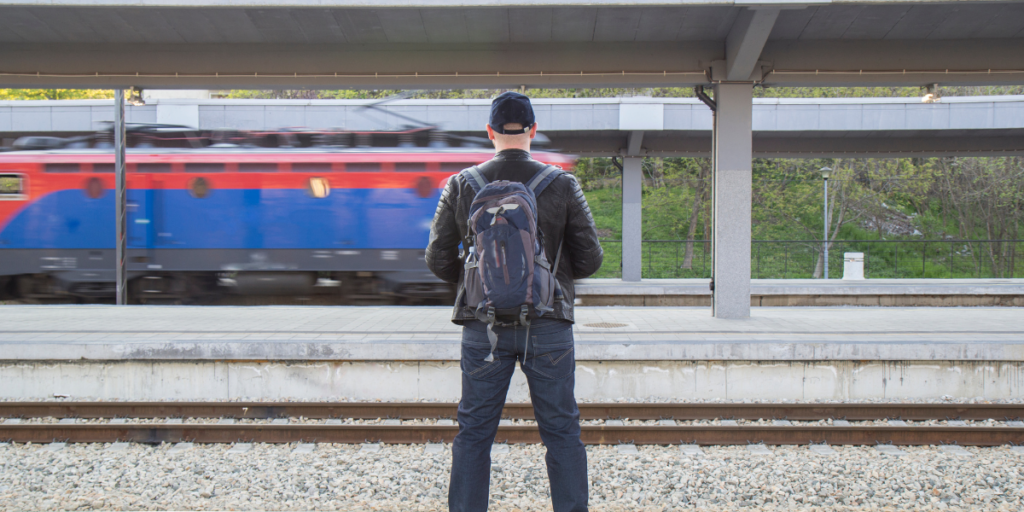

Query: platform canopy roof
<box><xmin>0</xmin><ymin>0</ymin><xmax>1022</xmax><ymax>89</ymax></box>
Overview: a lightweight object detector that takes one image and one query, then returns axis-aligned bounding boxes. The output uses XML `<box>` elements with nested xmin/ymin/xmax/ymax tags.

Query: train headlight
<box><xmin>308</xmin><ymin>177</ymin><xmax>330</xmax><ymax>198</ymax></box>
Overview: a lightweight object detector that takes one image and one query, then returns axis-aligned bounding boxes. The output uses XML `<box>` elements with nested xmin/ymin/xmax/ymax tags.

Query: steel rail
<box><xmin>1</xmin><ymin>424</ymin><xmax>1022</xmax><ymax>446</ymax></box>
<box><xmin>2</xmin><ymin>402</ymin><xmax>1022</xmax><ymax>421</ymax></box>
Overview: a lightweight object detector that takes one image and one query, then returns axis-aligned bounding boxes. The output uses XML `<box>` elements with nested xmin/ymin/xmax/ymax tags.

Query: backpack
<box><xmin>461</xmin><ymin>164</ymin><xmax>564</xmax><ymax>362</ymax></box>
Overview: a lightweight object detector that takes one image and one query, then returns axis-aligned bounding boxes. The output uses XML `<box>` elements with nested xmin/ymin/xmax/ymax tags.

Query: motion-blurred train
<box><xmin>0</xmin><ymin>125</ymin><xmax>574</xmax><ymax>303</ymax></box>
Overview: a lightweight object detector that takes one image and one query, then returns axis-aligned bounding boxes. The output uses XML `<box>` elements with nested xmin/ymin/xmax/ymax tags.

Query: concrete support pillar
<box><xmin>621</xmin><ymin>156</ymin><xmax>643</xmax><ymax>282</ymax></box>
<box><xmin>711</xmin><ymin>84</ymin><xmax>753</xmax><ymax>318</ymax></box>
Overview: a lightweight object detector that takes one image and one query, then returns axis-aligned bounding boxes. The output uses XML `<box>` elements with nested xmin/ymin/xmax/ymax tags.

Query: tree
<box><xmin>0</xmin><ymin>89</ymin><xmax>114</xmax><ymax>100</ymax></box>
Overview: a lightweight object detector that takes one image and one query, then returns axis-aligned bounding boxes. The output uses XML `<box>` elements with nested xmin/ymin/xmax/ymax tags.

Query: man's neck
<box><xmin>493</xmin><ymin>145</ymin><xmax>530</xmax><ymax>154</ymax></box>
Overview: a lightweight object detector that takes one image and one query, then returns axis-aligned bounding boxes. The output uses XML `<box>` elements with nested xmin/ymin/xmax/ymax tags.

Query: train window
<box><xmin>136</xmin><ymin>163</ymin><xmax>172</xmax><ymax>173</ymax></box>
<box><xmin>238</xmin><ymin>163</ymin><xmax>278</xmax><ymax>173</ymax></box>
<box><xmin>45</xmin><ymin>163</ymin><xmax>80</xmax><ymax>173</ymax></box>
<box><xmin>92</xmin><ymin>164</ymin><xmax>115</xmax><ymax>173</ymax></box>
<box><xmin>0</xmin><ymin>174</ymin><xmax>26</xmax><ymax>199</ymax></box>
<box><xmin>395</xmin><ymin>162</ymin><xmax>427</xmax><ymax>173</ymax></box>
<box><xmin>440</xmin><ymin>162</ymin><xmax>476</xmax><ymax>174</ymax></box>
<box><xmin>346</xmin><ymin>162</ymin><xmax>380</xmax><ymax>173</ymax></box>
<box><xmin>291</xmin><ymin>162</ymin><xmax>332</xmax><ymax>173</ymax></box>
<box><xmin>189</xmin><ymin>177</ymin><xmax>211</xmax><ymax>198</ymax></box>
<box><xmin>186</xmin><ymin>163</ymin><xmax>225</xmax><ymax>173</ymax></box>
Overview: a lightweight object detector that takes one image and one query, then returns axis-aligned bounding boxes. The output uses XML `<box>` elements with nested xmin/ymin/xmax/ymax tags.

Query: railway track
<box><xmin>3</xmin><ymin>402</ymin><xmax>1023</xmax><ymax>446</ymax></box>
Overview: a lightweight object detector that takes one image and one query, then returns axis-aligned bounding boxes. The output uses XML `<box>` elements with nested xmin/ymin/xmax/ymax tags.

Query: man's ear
<box><xmin>486</xmin><ymin>124</ymin><xmax>497</xmax><ymax>141</ymax></box>
<box><xmin>529</xmin><ymin>123</ymin><xmax>538</xmax><ymax>139</ymax></box>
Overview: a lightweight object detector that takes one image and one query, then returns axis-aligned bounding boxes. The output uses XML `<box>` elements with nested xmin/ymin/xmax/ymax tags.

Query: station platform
<box><xmin>2</xmin><ymin>305</ymin><xmax>1023</xmax><ymax>402</ymax></box>
<box><xmin>575</xmin><ymin>278</ymin><xmax>1024</xmax><ymax>307</ymax></box>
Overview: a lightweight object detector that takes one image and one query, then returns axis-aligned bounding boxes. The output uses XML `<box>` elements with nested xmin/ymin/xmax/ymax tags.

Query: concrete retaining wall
<box><xmin>4</xmin><ymin>360</ymin><xmax>1023</xmax><ymax>402</ymax></box>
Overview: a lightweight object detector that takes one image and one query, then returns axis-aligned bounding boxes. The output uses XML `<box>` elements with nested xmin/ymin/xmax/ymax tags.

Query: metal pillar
<box><xmin>621</xmin><ymin>156</ymin><xmax>643</xmax><ymax>282</ymax></box>
<box><xmin>114</xmin><ymin>89</ymin><xmax>127</xmax><ymax>305</ymax></box>
<box><xmin>711</xmin><ymin>84</ymin><xmax>753</xmax><ymax>319</ymax></box>
<box><xmin>823</xmin><ymin>176</ymin><xmax>830</xmax><ymax>280</ymax></box>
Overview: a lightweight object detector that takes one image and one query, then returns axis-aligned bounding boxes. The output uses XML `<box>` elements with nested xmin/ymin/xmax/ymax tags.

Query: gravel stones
<box><xmin>2</xmin><ymin>442</ymin><xmax>1024</xmax><ymax>511</ymax></box>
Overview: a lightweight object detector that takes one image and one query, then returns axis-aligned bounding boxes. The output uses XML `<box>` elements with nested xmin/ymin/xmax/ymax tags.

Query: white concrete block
<box><xmin>271</xmin><ymin>418</ymin><xmax>289</xmax><ymax>425</ymax></box>
<box><xmin>164</xmin><ymin>418</ymin><xmax>183</xmax><ymax>424</ymax></box>
<box><xmin>491</xmin><ymin>444</ymin><xmax>509</xmax><ymax>456</ymax></box>
<box><xmin>887</xmin><ymin>419</ymin><xmax>907</xmax><ymax>426</ymax></box>
<box><xmin>833</xmin><ymin>420</ymin><xmax>851</xmax><ymax>426</ymax></box>
<box><xmin>939</xmin><ymin>445</ymin><xmax>972</xmax><ymax>457</ymax></box>
<box><xmin>0</xmin><ymin>442</ymin><xmax>9</xmax><ymax>448</ymax></box>
<box><xmin>291</xmin><ymin>443</ymin><xmax>315</xmax><ymax>455</ymax></box>
<box><xmin>109</xmin><ymin>418</ymin><xmax>127</xmax><ymax>424</ymax></box>
<box><xmin>616</xmin><ymin>444</ymin><xmax>639</xmax><ymax>455</ymax></box>
<box><xmin>747</xmin><ymin>444</ymin><xmax>772</xmax><ymax>456</ymax></box>
<box><xmin>437</xmin><ymin>419</ymin><xmax>455</xmax><ymax>426</ymax></box>
<box><xmin>605</xmin><ymin>420</ymin><xmax>624</xmax><ymax>426</ymax></box>
<box><xmin>359</xmin><ymin>444</ymin><xmax>381</xmax><ymax>454</ymax></box>
<box><xmin>947</xmin><ymin>420</ymin><xmax>966</xmax><ymax>426</ymax></box>
<box><xmin>720</xmin><ymin>420</ymin><xmax>738</xmax><ymax>426</ymax></box>
<box><xmin>168</xmin><ymin>442</ymin><xmax>193</xmax><ymax>454</ymax></box>
<box><xmin>843</xmin><ymin>252</ymin><xmax>865</xmax><ymax>280</ymax></box>
<box><xmin>226</xmin><ymin>443</ymin><xmax>252</xmax><ymax>455</ymax></box>
<box><xmin>809</xmin><ymin>444</ymin><xmax>836</xmax><ymax>456</ymax></box>
<box><xmin>498</xmin><ymin>419</ymin><xmax>512</xmax><ymax>426</ymax></box>
<box><xmin>1006</xmin><ymin>421</ymin><xmax>1024</xmax><ymax>427</ymax></box>
<box><xmin>1010</xmin><ymin>446</ymin><xmax>1024</xmax><ymax>455</ymax></box>
<box><xmin>2</xmin><ymin>418</ymin><xmax>21</xmax><ymax>425</ymax></box>
<box><xmin>876</xmin><ymin>445</ymin><xmax>907</xmax><ymax>456</ymax></box>
<box><xmin>383</xmin><ymin>419</ymin><xmax>401</xmax><ymax>426</ymax></box>
<box><xmin>325</xmin><ymin>419</ymin><xmax>343</xmax><ymax>425</ymax></box>
<box><xmin>680</xmin><ymin>445</ymin><xmax>704</xmax><ymax>457</ymax></box>
<box><xmin>217</xmin><ymin>418</ymin><xmax>236</xmax><ymax>425</ymax></box>
<box><xmin>40</xmin><ymin>442</ymin><xmax>66</xmax><ymax>452</ymax></box>
<box><xmin>424</xmin><ymin>443</ymin><xmax>444</xmax><ymax>454</ymax></box>
<box><xmin>104</xmin><ymin>442</ymin><xmax>130</xmax><ymax>452</ymax></box>
<box><xmin>658</xmin><ymin>419</ymin><xmax>677</xmax><ymax>426</ymax></box>
<box><xmin>772</xmin><ymin>419</ymin><xmax>792</xmax><ymax>426</ymax></box>
<box><xmin>58</xmin><ymin>418</ymin><xmax>77</xmax><ymax>424</ymax></box>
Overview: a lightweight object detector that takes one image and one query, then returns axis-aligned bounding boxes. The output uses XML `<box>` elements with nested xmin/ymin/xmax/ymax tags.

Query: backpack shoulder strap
<box><xmin>527</xmin><ymin>164</ymin><xmax>563</xmax><ymax>197</ymax></box>
<box><xmin>461</xmin><ymin>165</ymin><xmax>489</xmax><ymax>194</ymax></box>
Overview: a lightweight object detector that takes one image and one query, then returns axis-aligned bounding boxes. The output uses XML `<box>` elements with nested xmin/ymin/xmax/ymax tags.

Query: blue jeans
<box><xmin>449</xmin><ymin>322</ymin><xmax>588</xmax><ymax>512</ymax></box>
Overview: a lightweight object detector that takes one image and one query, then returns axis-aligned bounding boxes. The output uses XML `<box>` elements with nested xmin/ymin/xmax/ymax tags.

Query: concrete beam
<box><xmin>711</xmin><ymin>83</ymin><xmax>753</xmax><ymax>319</ymax></box>
<box><xmin>0</xmin><ymin>39</ymin><xmax>1022</xmax><ymax>88</ymax></box>
<box><xmin>725</xmin><ymin>8</ymin><xmax>780</xmax><ymax>82</ymax></box>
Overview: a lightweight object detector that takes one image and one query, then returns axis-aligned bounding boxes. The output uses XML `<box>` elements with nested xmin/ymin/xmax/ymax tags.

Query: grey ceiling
<box><xmin>1</xmin><ymin>3</ymin><xmax>1022</xmax><ymax>45</ymax></box>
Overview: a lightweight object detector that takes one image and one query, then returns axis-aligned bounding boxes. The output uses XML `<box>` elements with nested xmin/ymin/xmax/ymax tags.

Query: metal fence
<box><xmin>596</xmin><ymin>239</ymin><xmax>1024</xmax><ymax>279</ymax></box>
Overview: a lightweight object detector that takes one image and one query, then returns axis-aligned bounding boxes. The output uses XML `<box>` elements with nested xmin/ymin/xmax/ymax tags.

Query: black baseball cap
<box><xmin>489</xmin><ymin>92</ymin><xmax>536</xmax><ymax>135</ymax></box>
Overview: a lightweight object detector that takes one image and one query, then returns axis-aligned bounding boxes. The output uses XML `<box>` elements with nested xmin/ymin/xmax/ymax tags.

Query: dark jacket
<box><xmin>425</xmin><ymin>149</ymin><xmax>603</xmax><ymax>324</ymax></box>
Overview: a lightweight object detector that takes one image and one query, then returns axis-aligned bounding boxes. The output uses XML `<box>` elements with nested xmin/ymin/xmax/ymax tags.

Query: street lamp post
<box><xmin>820</xmin><ymin>167</ymin><xmax>832</xmax><ymax>279</ymax></box>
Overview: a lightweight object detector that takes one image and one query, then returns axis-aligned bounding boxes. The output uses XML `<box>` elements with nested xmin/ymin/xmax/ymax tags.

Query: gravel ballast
<box><xmin>1</xmin><ymin>442</ymin><xmax>1022</xmax><ymax>511</ymax></box>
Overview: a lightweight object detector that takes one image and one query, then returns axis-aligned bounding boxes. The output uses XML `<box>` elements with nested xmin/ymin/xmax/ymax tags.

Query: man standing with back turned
<box><xmin>426</xmin><ymin>92</ymin><xmax>603</xmax><ymax>512</ymax></box>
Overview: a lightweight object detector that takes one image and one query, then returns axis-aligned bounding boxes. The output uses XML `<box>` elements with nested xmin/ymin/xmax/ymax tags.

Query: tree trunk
<box><xmin>682</xmin><ymin>160</ymin><xmax>710</xmax><ymax>270</ymax></box>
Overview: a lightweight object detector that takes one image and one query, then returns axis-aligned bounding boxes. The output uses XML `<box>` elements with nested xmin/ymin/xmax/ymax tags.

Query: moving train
<box><xmin>0</xmin><ymin>125</ymin><xmax>574</xmax><ymax>303</ymax></box>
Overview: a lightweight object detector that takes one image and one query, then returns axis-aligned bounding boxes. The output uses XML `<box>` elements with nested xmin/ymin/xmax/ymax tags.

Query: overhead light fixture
<box><xmin>921</xmin><ymin>83</ymin><xmax>940</xmax><ymax>103</ymax></box>
<box><xmin>126</xmin><ymin>87</ymin><xmax>145</xmax><ymax>106</ymax></box>
<box><xmin>819</xmin><ymin>166</ymin><xmax>832</xmax><ymax>180</ymax></box>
